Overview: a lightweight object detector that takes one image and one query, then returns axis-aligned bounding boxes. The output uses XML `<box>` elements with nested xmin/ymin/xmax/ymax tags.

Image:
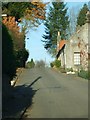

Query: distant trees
<box><xmin>36</xmin><ymin>60</ymin><xmax>45</xmax><ymax>67</ymax></box>
<box><xmin>42</xmin><ymin>2</ymin><xmax>69</xmax><ymax>56</ymax></box>
<box><xmin>26</xmin><ymin>59</ymin><xmax>35</xmax><ymax>68</ymax></box>
<box><xmin>77</xmin><ymin>4</ymin><xmax>89</xmax><ymax>26</ymax></box>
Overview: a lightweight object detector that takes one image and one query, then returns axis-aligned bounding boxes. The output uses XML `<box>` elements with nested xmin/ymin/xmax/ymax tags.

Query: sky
<box><xmin>25</xmin><ymin>1</ymin><xmax>89</xmax><ymax>65</ymax></box>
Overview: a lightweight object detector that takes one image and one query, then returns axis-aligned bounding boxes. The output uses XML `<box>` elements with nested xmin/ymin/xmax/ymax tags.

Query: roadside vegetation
<box><xmin>26</xmin><ymin>59</ymin><xmax>35</xmax><ymax>68</ymax></box>
<box><xmin>35</xmin><ymin>60</ymin><xmax>45</xmax><ymax>68</ymax></box>
<box><xmin>2</xmin><ymin>2</ymin><xmax>46</xmax><ymax>100</ymax></box>
<box><xmin>42</xmin><ymin>2</ymin><xmax>69</xmax><ymax>56</ymax></box>
<box><xmin>2</xmin><ymin>2</ymin><xmax>89</xmax><ymax>100</ymax></box>
<box><xmin>2</xmin><ymin>24</ymin><xmax>16</xmax><ymax>79</ymax></box>
<box><xmin>50</xmin><ymin>59</ymin><xmax>66</xmax><ymax>73</ymax></box>
<box><xmin>50</xmin><ymin>59</ymin><xmax>61</xmax><ymax>68</ymax></box>
<box><xmin>78</xmin><ymin>69</ymin><xmax>90</xmax><ymax>80</ymax></box>
<box><xmin>50</xmin><ymin>59</ymin><xmax>89</xmax><ymax>80</ymax></box>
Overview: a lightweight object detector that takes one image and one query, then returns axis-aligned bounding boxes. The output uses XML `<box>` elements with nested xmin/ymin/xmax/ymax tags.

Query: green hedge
<box><xmin>15</xmin><ymin>48</ymin><xmax>29</xmax><ymax>68</ymax></box>
<box><xmin>50</xmin><ymin>59</ymin><xmax>61</xmax><ymax>68</ymax></box>
<box><xmin>26</xmin><ymin>59</ymin><xmax>35</xmax><ymax>68</ymax></box>
<box><xmin>2</xmin><ymin>24</ymin><xmax>16</xmax><ymax>79</ymax></box>
<box><xmin>78</xmin><ymin>70</ymin><xmax>89</xmax><ymax>80</ymax></box>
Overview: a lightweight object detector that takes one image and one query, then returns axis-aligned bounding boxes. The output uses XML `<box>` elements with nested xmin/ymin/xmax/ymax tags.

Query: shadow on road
<box><xmin>2</xmin><ymin>76</ymin><xmax>42</xmax><ymax>119</ymax></box>
<box><xmin>29</xmin><ymin>76</ymin><xmax>42</xmax><ymax>87</ymax></box>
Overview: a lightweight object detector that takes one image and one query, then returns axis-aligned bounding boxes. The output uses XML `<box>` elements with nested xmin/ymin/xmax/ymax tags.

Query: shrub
<box><xmin>50</xmin><ymin>59</ymin><xmax>61</xmax><ymax>68</ymax></box>
<box><xmin>59</xmin><ymin>67</ymin><xmax>66</xmax><ymax>73</ymax></box>
<box><xmin>2</xmin><ymin>24</ymin><xmax>16</xmax><ymax>79</ymax></box>
<box><xmin>50</xmin><ymin>62</ymin><xmax>54</xmax><ymax>68</ymax></box>
<box><xmin>15</xmin><ymin>48</ymin><xmax>29</xmax><ymax>68</ymax></box>
<box><xmin>78</xmin><ymin>70</ymin><xmax>89</xmax><ymax>79</ymax></box>
<box><xmin>66</xmin><ymin>68</ymin><xmax>73</xmax><ymax>72</ymax></box>
<box><xmin>26</xmin><ymin>59</ymin><xmax>35</xmax><ymax>68</ymax></box>
<box><xmin>54</xmin><ymin>59</ymin><xmax>61</xmax><ymax>68</ymax></box>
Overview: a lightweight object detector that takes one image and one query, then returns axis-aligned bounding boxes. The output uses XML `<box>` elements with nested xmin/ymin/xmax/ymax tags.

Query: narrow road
<box><xmin>15</xmin><ymin>67</ymin><xmax>88</xmax><ymax>118</ymax></box>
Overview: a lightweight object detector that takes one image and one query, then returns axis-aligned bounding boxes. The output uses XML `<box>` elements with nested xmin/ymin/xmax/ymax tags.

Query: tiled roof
<box><xmin>56</xmin><ymin>40</ymin><xmax>66</xmax><ymax>59</ymax></box>
<box><xmin>59</xmin><ymin>40</ymin><xmax>66</xmax><ymax>50</ymax></box>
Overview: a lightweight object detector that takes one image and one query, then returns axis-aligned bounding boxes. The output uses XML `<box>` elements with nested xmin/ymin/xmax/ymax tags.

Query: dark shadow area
<box><xmin>2</xmin><ymin>76</ymin><xmax>42</xmax><ymax>119</ymax></box>
<box><xmin>28</xmin><ymin>76</ymin><xmax>42</xmax><ymax>87</ymax></box>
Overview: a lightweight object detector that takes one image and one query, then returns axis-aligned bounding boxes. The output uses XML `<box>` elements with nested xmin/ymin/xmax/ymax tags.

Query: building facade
<box><xmin>57</xmin><ymin>11</ymin><xmax>90</xmax><ymax>71</ymax></box>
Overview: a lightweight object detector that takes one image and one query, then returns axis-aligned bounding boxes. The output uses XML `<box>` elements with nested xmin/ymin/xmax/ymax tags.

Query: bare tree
<box><xmin>68</xmin><ymin>6</ymin><xmax>78</xmax><ymax>36</ymax></box>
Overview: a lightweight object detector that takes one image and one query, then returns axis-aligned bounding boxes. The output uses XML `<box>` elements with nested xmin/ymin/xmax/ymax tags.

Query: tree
<box><xmin>15</xmin><ymin>49</ymin><xmax>29</xmax><ymax>68</ymax></box>
<box><xmin>36</xmin><ymin>60</ymin><xmax>45</xmax><ymax>67</ymax></box>
<box><xmin>2</xmin><ymin>16</ymin><xmax>25</xmax><ymax>51</ymax></box>
<box><xmin>68</xmin><ymin>6</ymin><xmax>78</xmax><ymax>36</ymax></box>
<box><xmin>2</xmin><ymin>2</ymin><xmax>46</xmax><ymax>27</ymax></box>
<box><xmin>77</xmin><ymin>4</ymin><xmax>89</xmax><ymax>26</ymax></box>
<box><xmin>26</xmin><ymin>59</ymin><xmax>35</xmax><ymax>68</ymax></box>
<box><xmin>2</xmin><ymin>2</ymin><xmax>47</xmax><ymax>68</ymax></box>
<box><xmin>50</xmin><ymin>59</ymin><xmax>61</xmax><ymax>68</ymax></box>
<box><xmin>2</xmin><ymin>16</ymin><xmax>29</xmax><ymax>67</ymax></box>
<box><xmin>42</xmin><ymin>2</ymin><xmax>69</xmax><ymax>56</ymax></box>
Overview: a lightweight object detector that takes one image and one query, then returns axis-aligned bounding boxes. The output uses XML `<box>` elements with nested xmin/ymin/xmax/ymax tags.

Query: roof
<box><xmin>59</xmin><ymin>40</ymin><xmax>66</xmax><ymax>50</ymax></box>
<box><xmin>56</xmin><ymin>40</ymin><xmax>66</xmax><ymax>59</ymax></box>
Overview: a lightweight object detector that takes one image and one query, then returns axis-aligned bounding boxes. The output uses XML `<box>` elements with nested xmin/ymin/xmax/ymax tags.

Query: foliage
<box><xmin>2</xmin><ymin>2</ymin><xmax>46</xmax><ymax>27</ymax></box>
<box><xmin>15</xmin><ymin>49</ymin><xmax>29</xmax><ymax>68</ymax></box>
<box><xmin>26</xmin><ymin>59</ymin><xmax>35</xmax><ymax>68</ymax></box>
<box><xmin>42</xmin><ymin>2</ymin><xmax>69</xmax><ymax>56</ymax></box>
<box><xmin>77</xmin><ymin>4</ymin><xmax>89</xmax><ymax>26</ymax></box>
<box><xmin>78</xmin><ymin>69</ymin><xmax>89</xmax><ymax>80</ymax></box>
<box><xmin>66</xmin><ymin>68</ymin><xmax>73</xmax><ymax>72</ymax></box>
<box><xmin>36</xmin><ymin>60</ymin><xmax>45</xmax><ymax>67</ymax></box>
<box><xmin>50</xmin><ymin>59</ymin><xmax>61</xmax><ymax>68</ymax></box>
<box><xmin>2</xmin><ymin>2</ymin><xmax>47</xmax><ymax>69</ymax></box>
<box><xmin>2</xmin><ymin>16</ymin><xmax>25</xmax><ymax>51</ymax></box>
<box><xmin>2</xmin><ymin>24</ymin><xmax>16</xmax><ymax>79</ymax></box>
<box><xmin>54</xmin><ymin>59</ymin><xmax>61</xmax><ymax>68</ymax></box>
<box><xmin>50</xmin><ymin>62</ymin><xmax>54</xmax><ymax>68</ymax></box>
<box><xmin>2</xmin><ymin>16</ymin><xmax>29</xmax><ymax>68</ymax></box>
<box><xmin>2</xmin><ymin>2</ymin><xmax>47</xmax><ymax>70</ymax></box>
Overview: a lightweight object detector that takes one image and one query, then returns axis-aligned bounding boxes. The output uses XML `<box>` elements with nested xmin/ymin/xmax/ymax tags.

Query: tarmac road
<box><xmin>15</xmin><ymin>67</ymin><xmax>88</xmax><ymax>118</ymax></box>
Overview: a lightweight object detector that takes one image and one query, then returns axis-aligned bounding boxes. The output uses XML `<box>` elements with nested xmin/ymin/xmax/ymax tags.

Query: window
<box><xmin>74</xmin><ymin>52</ymin><xmax>80</xmax><ymax>65</ymax></box>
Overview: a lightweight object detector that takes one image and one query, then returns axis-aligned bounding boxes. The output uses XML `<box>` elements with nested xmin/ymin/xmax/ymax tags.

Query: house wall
<box><xmin>88</xmin><ymin>23</ymin><xmax>90</xmax><ymax>53</ymax></box>
<box><xmin>65</xmin><ymin>22</ymin><xmax>89</xmax><ymax>71</ymax></box>
<box><xmin>88</xmin><ymin>22</ymin><xmax>90</xmax><ymax>71</ymax></box>
<box><xmin>65</xmin><ymin>41</ymin><xmax>73</xmax><ymax>68</ymax></box>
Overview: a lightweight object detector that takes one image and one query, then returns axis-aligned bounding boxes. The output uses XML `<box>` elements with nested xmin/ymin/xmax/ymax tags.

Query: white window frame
<box><xmin>74</xmin><ymin>52</ymin><xmax>80</xmax><ymax>65</ymax></box>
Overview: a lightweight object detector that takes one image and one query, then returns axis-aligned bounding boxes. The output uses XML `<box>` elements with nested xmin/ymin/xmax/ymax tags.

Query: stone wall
<box><xmin>65</xmin><ymin>21</ymin><xmax>89</xmax><ymax>71</ymax></box>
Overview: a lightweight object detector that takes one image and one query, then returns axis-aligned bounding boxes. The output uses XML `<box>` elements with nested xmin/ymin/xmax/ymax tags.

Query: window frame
<box><xmin>74</xmin><ymin>52</ymin><xmax>81</xmax><ymax>65</ymax></box>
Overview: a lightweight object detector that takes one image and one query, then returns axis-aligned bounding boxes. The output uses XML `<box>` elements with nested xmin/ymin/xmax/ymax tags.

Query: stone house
<box><xmin>56</xmin><ymin>11</ymin><xmax>90</xmax><ymax>71</ymax></box>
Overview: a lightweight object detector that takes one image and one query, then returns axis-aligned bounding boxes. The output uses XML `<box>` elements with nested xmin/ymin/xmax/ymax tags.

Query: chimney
<box><xmin>58</xmin><ymin>31</ymin><xmax>60</xmax><ymax>36</ymax></box>
<box><xmin>57</xmin><ymin>31</ymin><xmax>61</xmax><ymax>52</ymax></box>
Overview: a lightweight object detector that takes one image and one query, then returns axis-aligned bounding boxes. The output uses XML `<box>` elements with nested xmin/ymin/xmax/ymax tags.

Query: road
<box><xmin>15</xmin><ymin>67</ymin><xmax>88</xmax><ymax>118</ymax></box>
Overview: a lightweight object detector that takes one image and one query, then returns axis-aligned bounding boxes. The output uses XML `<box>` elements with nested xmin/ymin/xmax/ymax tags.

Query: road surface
<box><xmin>15</xmin><ymin>67</ymin><xmax>88</xmax><ymax>118</ymax></box>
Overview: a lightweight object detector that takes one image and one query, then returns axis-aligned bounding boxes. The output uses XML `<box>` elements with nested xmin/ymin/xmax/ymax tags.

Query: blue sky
<box><xmin>25</xmin><ymin>1</ymin><xmax>89</xmax><ymax>65</ymax></box>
